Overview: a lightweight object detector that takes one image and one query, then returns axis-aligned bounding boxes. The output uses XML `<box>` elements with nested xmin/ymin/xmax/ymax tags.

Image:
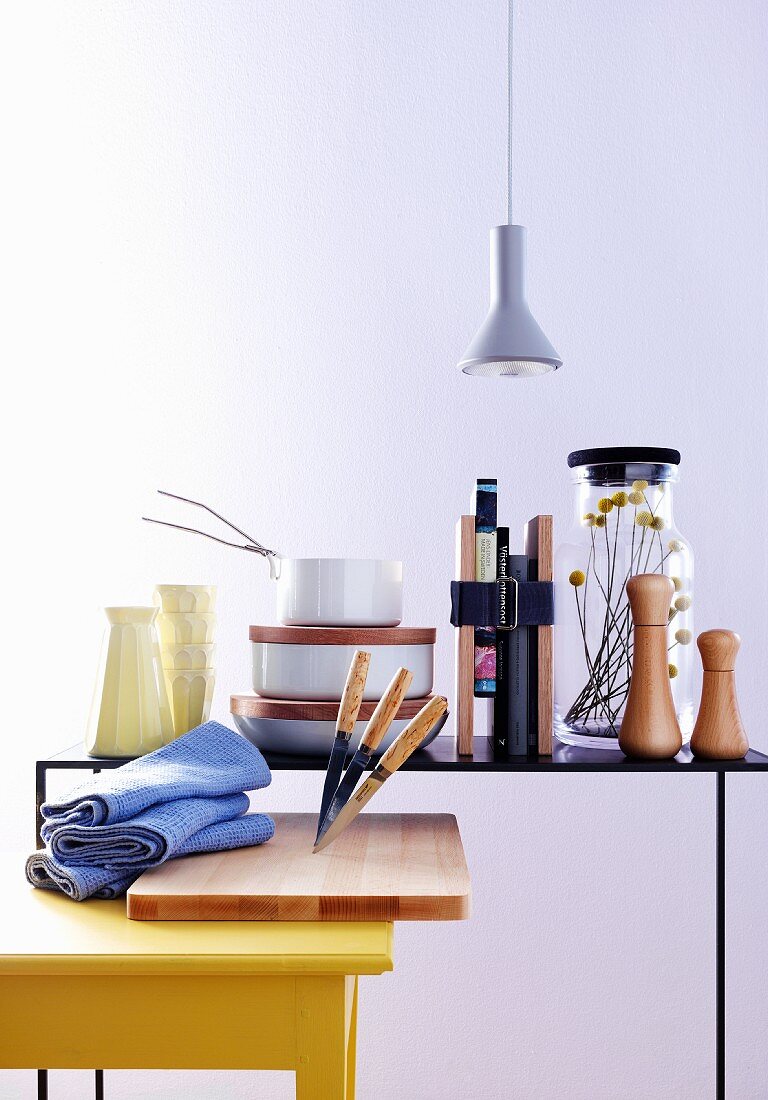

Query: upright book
<box><xmin>524</xmin><ymin>515</ymin><xmax>554</xmax><ymax>755</ymax></box>
<box><xmin>455</xmin><ymin>515</ymin><xmax>476</xmax><ymax>756</ymax></box>
<box><xmin>491</xmin><ymin>527</ymin><xmax>528</xmax><ymax>757</ymax></box>
<box><xmin>473</xmin><ymin>479</ymin><xmax>497</xmax><ymax>696</ymax></box>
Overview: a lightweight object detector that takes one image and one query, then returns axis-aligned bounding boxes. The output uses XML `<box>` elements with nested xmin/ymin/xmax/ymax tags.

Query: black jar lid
<box><xmin>567</xmin><ymin>447</ymin><xmax>681</xmax><ymax>468</ymax></box>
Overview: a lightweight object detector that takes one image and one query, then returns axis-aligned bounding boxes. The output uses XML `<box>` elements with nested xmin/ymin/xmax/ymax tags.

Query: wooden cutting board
<box><xmin>127</xmin><ymin>813</ymin><xmax>470</xmax><ymax>922</ymax></box>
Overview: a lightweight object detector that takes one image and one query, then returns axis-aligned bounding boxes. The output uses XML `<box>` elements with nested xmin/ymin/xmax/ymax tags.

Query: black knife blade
<box><xmin>317</xmin><ymin>651</ymin><xmax>371</xmax><ymax>830</ymax></box>
<box><xmin>315</xmin><ymin>666</ymin><xmax>413</xmax><ymax>845</ymax></box>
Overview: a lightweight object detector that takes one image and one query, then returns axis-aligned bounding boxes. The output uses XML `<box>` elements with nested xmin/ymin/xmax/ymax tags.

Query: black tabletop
<box><xmin>45</xmin><ymin>737</ymin><xmax>768</xmax><ymax>773</ymax></box>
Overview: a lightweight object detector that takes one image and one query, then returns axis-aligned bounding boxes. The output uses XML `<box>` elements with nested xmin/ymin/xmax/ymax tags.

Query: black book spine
<box><xmin>507</xmin><ymin>554</ymin><xmax>529</xmax><ymax>757</ymax></box>
<box><xmin>492</xmin><ymin>528</ymin><xmax>510</xmax><ymax>757</ymax></box>
<box><xmin>491</xmin><ymin>534</ymin><xmax>529</xmax><ymax>758</ymax></box>
<box><xmin>527</xmin><ymin>555</ymin><xmax>539</xmax><ymax>755</ymax></box>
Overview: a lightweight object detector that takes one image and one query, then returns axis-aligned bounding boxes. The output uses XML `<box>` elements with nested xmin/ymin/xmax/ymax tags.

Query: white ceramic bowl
<box><xmin>249</xmin><ymin>626</ymin><xmax>435</xmax><ymax>701</ymax></box>
<box><xmin>275</xmin><ymin>558</ymin><xmax>402</xmax><ymax>627</ymax></box>
<box><xmin>231</xmin><ymin>694</ymin><xmax>447</xmax><ymax>757</ymax></box>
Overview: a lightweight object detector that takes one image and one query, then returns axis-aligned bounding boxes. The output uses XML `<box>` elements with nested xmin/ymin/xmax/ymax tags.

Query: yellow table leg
<box><xmin>346</xmin><ymin>976</ymin><xmax>358</xmax><ymax>1100</ymax></box>
<box><xmin>295</xmin><ymin>974</ymin><xmax>357</xmax><ymax>1100</ymax></box>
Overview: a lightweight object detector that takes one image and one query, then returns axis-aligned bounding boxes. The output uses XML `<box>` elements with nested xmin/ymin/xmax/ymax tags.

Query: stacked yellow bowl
<box><xmin>154</xmin><ymin>585</ymin><xmax>217</xmax><ymax>735</ymax></box>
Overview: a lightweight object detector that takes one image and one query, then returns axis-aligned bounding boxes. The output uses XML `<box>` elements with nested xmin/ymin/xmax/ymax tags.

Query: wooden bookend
<box><xmin>455</xmin><ymin>515</ymin><xmax>475</xmax><ymax>755</ymax></box>
<box><xmin>524</xmin><ymin>515</ymin><xmax>553</xmax><ymax>756</ymax></box>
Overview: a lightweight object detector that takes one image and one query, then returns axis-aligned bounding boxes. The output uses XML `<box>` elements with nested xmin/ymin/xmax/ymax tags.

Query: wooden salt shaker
<box><xmin>690</xmin><ymin>630</ymin><xmax>749</xmax><ymax>760</ymax></box>
<box><xmin>619</xmin><ymin>574</ymin><xmax>683</xmax><ymax>759</ymax></box>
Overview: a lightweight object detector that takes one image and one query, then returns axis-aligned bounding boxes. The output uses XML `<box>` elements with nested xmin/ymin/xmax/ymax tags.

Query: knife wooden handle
<box><xmin>359</xmin><ymin>667</ymin><xmax>413</xmax><ymax>752</ymax></box>
<box><xmin>336</xmin><ymin>650</ymin><xmax>371</xmax><ymax>734</ymax></box>
<box><xmin>379</xmin><ymin>696</ymin><xmax>448</xmax><ymax>772</ymax></box>
<box><xmin>314</xmin><ymin>694</ymin><xmax>450</xmax><ymax>852</ymax></box>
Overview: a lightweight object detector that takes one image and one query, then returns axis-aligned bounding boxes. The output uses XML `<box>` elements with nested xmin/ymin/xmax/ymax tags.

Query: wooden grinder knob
<box><xmin>626</xmin><ymin>573</ymin><xmax>673</xmax><ymax>626</ymax></box>
<box><xmin>691</xmin><ymin>630</ymin><xmax>748</xmax><ymax>760</ymax></box>
<box><xmin>619</xmin><ymin>575</ymin><xmax>682</xmax><ymax>760</ymax></box>
<box><xmin>697</xmin><ymin>629</ymin><xmax>740</xmax><ymax>672</ymax></box>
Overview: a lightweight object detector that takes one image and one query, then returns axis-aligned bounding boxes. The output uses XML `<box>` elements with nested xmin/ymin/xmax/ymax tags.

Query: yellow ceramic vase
<box><xmin>86</xmin><ymin>607</ymin><xmax>175</xmax><ymax>758</ymax></box>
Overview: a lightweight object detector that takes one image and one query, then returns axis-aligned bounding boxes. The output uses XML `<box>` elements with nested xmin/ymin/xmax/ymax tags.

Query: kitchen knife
<box><xmin>318</xmin><ymin>650</ymin><xmax>371</xmax><ymax>827</ymax></box>
<box><xmin>313</xmin><ymin>695</ymin><xmax>448</xmax><ymax>853</ymax></box>
<box><xmin>314</xmin><ymin>666</ymin><xmax>413</xmax><ymax>845</ymax></box>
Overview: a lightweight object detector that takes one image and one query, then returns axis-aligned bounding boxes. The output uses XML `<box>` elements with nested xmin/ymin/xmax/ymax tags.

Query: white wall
<box><xmin>2</xmin><ymin>1</ymin><xmax>767</xmax><ymax>1096</ymax></box>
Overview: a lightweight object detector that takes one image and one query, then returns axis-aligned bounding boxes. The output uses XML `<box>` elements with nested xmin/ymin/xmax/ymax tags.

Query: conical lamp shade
<box><xmin>459</xmin><ymin>224</ymin><xmax>561</xmax><ymax>376</ymax></box>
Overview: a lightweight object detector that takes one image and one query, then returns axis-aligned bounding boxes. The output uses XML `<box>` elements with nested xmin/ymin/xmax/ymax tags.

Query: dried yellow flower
<box><xmin>611</xmin><ymin>491</ymin><xmax>628</xmax><ymax>508</ymax></box>
<box><xmin>674</xmin><ymin>595</ymin><xmax>692</xmax><ymax>612</ymax></box>
<box><xmin>635</xmin><ymin>510</ymin><xmax>653</xmax><ymax>527</ymax></box>
<box><xmin>597</xmin><ymin>497</ymin><xmax>614</xmax><ymax>514</ymax></box>
<box><xmin>675</xmin><ymin>628</ymin><xmax>693</xmax><ymax>645</ymax></box>
<box><xmin>672</xmin><ymin>576</ymin><xmax>683</xmax><ymax>592</ymax></box>
<box><xmin>583</xmin><ymin>512</ymin><xmax>595</xmax><ymax>526</ymax></box>
<box><xmin>632</xmin><ymin>479</ymin><xmax>649</xmax><ymax>492</ymax></box>
<box><xmin>668</xmin><ymin>664</ymin><xmax>678</xmax><ymax>679</ymax></box>
<box><xmin>569</xmin><ymin>570</ymin><xmax>586</xmax><ymax>587</ymax></box>
<box><xmin>628</xmin><ymin>490</ymin><xmax>644</xmax><ymax>505</ymax></box>
<box><xmin>668</xmin><ymin>539</ymin><xmax>683</xmax><ymax>553</ymax></box>
<box><xmin>650</xmin><ymin>516</ymin><xmax>665</xmax><ymax>531</ymax></box>
<box><xmin>594</xmin><ymin>514</ymin><xmax>606</xmax><ymax>528</ymax></box>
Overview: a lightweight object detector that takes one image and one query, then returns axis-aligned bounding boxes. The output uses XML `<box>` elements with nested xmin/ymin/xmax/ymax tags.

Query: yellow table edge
<box><xmin>1</xmin><ymin>859</ymin><xmax>394</xmax><ymax>976</ymax></box>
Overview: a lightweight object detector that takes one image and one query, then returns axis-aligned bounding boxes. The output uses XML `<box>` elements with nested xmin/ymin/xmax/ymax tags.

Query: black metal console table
<box><xmin>36</xmin><ymin>736</ymin><xmax>768</xmax><ymax>1100</ymax></box>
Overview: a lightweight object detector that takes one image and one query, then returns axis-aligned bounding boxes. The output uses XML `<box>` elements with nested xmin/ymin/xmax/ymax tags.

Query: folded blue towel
<box><xmin>28</xmin><ymin>721</ymin><xmax>275</xmax><ymax>901</ymax></box>
<box><xmin>26</xmin><ymin>811</ymin><xmax>275</xmax><ymax>901</ymax></box>
<box><xmin>41</xmin><ymin>721</ymin><xmax>271</xmax><ymax>840</ymax></box>
<box><xmin>48</xmin><ymin>793</ymin><xmax>250</xmax><ymax>868</ymax></box>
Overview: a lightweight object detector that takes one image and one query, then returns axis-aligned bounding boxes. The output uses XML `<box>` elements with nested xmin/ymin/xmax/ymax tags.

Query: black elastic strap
<box><xmin>450</xmin><ymin>579</ymin><xmax>554</xmax><ymax>628</ymax></box>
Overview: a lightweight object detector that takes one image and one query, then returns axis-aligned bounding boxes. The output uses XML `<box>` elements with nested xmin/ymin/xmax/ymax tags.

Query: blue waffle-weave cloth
<box><xmin>26</xmin><ymin>804</ymin><xmax>275</xmax><ymax>901</ymax></box>
<box><xmin>40</xmin><ymin>721</ymin><xmax>271</xmax><ymax>840</ymax></box>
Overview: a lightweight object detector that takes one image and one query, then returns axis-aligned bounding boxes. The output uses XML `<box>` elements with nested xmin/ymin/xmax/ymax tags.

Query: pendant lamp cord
<box><xmin>506</xmin><ymin>0</ymin><xmax>513</xmax><ymax>224</ymax></box>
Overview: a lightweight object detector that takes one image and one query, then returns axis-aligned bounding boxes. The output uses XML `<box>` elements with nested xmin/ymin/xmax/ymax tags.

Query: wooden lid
<box><xmin>248</xmin><ymin>625</ymin><xmax>436</xmax><ymax>646</ymax></box>
<box><xmin>231</xmin><ymin>694</ymin><xmax>435</xmax><ymax>721</ymax></box>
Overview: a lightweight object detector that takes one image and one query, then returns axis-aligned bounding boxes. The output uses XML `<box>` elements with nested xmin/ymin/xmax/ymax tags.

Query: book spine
<box><xmin>507</xmin><ymin>555</ymin><xmax>529</xmax><ymax>757</ymax></box>
<box><xmin>527</xmin><ymin>555</ymin><xmax>539</xmax><ymax>754</ymax></box>
<box><xmin>473</xmin><ymin>479</ymin><xmax>497</xmax><ymax>696</ymax></box>
<box><xmin>491</xmin><ymin>528</ymin><xmax>510</xmax><ymax>756</ymax></box>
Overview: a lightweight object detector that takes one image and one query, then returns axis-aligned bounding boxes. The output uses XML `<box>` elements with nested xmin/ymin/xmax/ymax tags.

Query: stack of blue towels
<box><xmin>26</xmin><ymin>721</ymin><xmax>275</xmax><ymax>901</ymax></box>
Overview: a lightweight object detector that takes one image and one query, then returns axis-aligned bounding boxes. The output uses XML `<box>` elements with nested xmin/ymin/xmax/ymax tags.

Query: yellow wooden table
<box><xmin>0</xmin><ymin>858</ymin><xmax>391</xmax><ymax>1099</ymax></box>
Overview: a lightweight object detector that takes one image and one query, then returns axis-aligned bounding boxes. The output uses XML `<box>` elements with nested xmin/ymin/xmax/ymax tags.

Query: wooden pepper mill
<box><xmin>690</xmin><ymin>630</ymin><xmax>749</xmax><ymax>760</ymax></box>
<box><xmin>619</xmin><ymin>574</ymin><xmax>683</xmax><ymax>759</ymax></box>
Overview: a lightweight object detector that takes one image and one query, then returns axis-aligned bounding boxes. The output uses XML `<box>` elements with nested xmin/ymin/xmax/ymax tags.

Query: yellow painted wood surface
<box><xmin>0</xmin><ymin>857</ymin><xmax>393</xmax><ymax>976</ymax></box>
<box><xmin>1</xmin><ymin>855</ymin><xmax>387</xmax><ymax>1096</ymax></box>
<box><xmin>128</xmin><ymin>813</ymin><xmax>471</xmax><ymax>922</ymax></box>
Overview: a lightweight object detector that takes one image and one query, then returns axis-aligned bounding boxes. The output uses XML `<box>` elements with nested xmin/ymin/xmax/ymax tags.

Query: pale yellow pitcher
<box><xmin>86</xmin><ymin>607</ymin><xmax>175</xmax><ymax>758</ymax></box>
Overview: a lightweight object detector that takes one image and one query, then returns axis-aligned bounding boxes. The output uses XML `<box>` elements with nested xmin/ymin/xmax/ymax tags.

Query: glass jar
<box><xmin>555</xmin><ymin>448</ymin><xmax>694</xmax><ymax>749</ymax></box>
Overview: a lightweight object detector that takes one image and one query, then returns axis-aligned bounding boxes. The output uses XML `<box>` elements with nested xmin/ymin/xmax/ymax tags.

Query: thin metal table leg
<box><xmin>95</xmin><ymin>1068</ymin><xmax>104</xmax><ymax>1098</ymax></box>
<box><xmin>37</xmin><ymin>1069</ymin><xmax>48</xmax><ymax>1099</ymax></box>
<box><xmin>716</xmin><ymin>770</ymin><xmax>725</xmax><ymax>1100</ymax></box>
<box><xmin>35</xmin><ymin>763</ymin><xmax>46</xmax><ymax>849</ymax></box>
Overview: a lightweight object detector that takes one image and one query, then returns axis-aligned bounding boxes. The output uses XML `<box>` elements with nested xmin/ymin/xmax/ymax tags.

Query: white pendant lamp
<box><xmin>458</xmin><ymin>0</ymin><xmax>561</xmax><ymax>377</ymax></box>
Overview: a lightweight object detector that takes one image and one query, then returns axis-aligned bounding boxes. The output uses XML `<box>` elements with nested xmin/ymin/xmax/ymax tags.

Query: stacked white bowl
<box><xmin>229</xmin><ymin>558</ymin><xmax>446</xmax><ymax>755</ymax></box>
<box><xmin>154</xmin><ymin>585</ymin><xmax>217</xmax><ymax>735</ymax></box>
